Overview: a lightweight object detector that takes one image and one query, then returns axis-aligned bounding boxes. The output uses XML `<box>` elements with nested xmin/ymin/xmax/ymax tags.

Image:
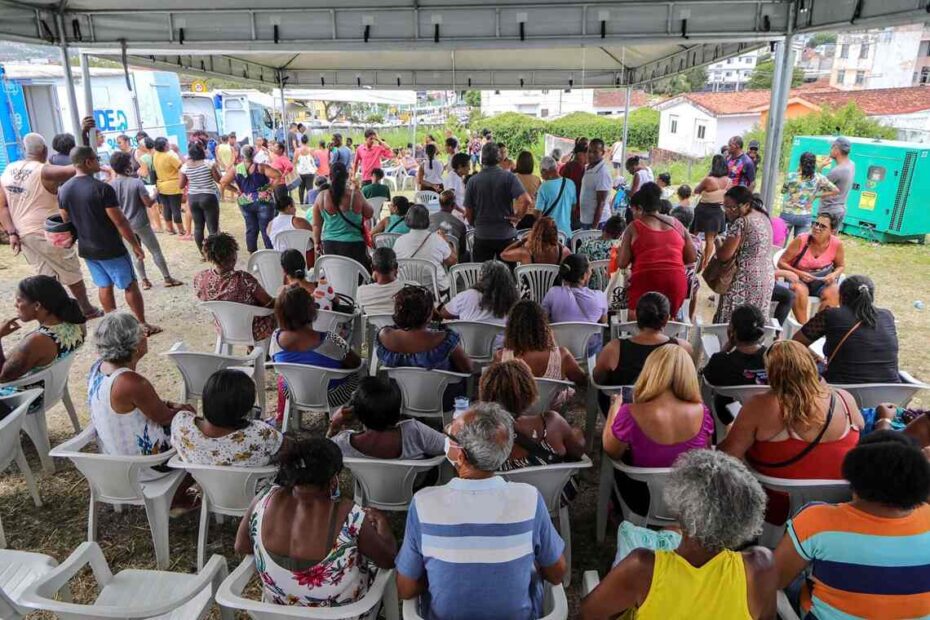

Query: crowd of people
<box><xmin>2</xmin><ymin>120</ymin><xmax>930</xmax><ymax>620</ymax></box>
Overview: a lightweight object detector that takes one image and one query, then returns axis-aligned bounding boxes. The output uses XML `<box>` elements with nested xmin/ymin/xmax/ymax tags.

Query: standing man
<box><xmin>726</xmin><ymin>136</ymin><xmax>756</xmax><ymax>190</ymax></box>
<box><xmin>0</xmin><ymin>133</ymin><xmax>100</xmax><ymax>318</ymax></box>
<box><xmin>58</xmin><ymin>146</ymin><xmax>161</xmax><ymax>335</ymax></box>
<box><xmin>560</xmin><ymin>142</ymin><xmax>587</xmax><ymax>226</ymax></box>
<box><xmin>286</xmin><ymin>123</ymin><xmax>300</xmax><ymax>156</ymax></box>
<box><xmin>463</xmin><ymin>142</ymin><xmax>532</xmax><ymax>263</ymax></box>
<box><xmin>215</xmin><ymin>134</ymin><xmax>235</xmax><ymax>201</ymax></box>
<box><xmin>353</xmin><ymin>129</ymin><xmax>394</xmax><ymax>186</ymax></box>
<box><xmin>818</xmin><ymin>136</ymin><xmax>856</xmax><ymax>231</ymax></box>
<box><xmin>444</xmin><ymin>136</ymin><xmax>459</xmax><ymax>170</ymax></box>
<box><xmin>329</xmin><ymin>133</ymin><xmax>352</xmax><ymax>170</ymax></box>
<box><xmin>536</xmin><ymin>156</ymin><xmax>576</xmax><ymax>239</ymax></box>
<box><xmin>579</xmin><ymin>139</ymin><xmax>614</xmax><ymax>230</ymax></box>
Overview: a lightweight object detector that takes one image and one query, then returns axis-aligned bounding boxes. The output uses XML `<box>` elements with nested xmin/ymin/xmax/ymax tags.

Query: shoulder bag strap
<box><xmin>750</xmin><ymin>392</ymin><xmax>836</xmax><ymax>469</ymax></box>
<box><xmin>791</xmin><ymin>237</ymin><xmax>812</xmax><ymax>269</ymax></box>
<box><xmin>827</xmin><ymin>321</ymin><xmax>862</xmax><ymax>366</ymax></box>
<box><xmin>332</xmin><ymin>191</ymin><xmax>364</xmax><ymax>233</ymax></box>
<box><xmin>542</xmin><ymin>177</ymin><xmax>568</xmax><ymax>218</ymax></box>
<box><xmin>410</xmin><ymin>232</ymin><xmax>434</xmax><ymax>257</ymax></box>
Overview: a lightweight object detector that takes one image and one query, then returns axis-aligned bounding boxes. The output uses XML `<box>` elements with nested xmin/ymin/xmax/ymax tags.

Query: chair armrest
<box><xmin>21</xmin><ymin>542</ymin><xmax>113</xmax><ymax>609</ymax></box>
<box><xmin>403</xmin><ymin>598</ymin><xmax>425</xmax><ymax>620</ymax></box>
<box><xmin>899</xmin><ymin>370</ymin><xmax>929</xmax><ymax>388</ymax></box>
<box><xmin>582</xmin><ymin>571</ymin><xmax>600</xmax><ymax>596</ymax></box>
<box><xmin>540</xmin><ymin>583</ymin><xmax>568</xmax><ymax>620</ymax></box>
<box><xmin>49</xmin><ymin>425</ymin><xmax>98</xmax><ymax>457</ymax></box>
<box><xmin>777</xmin><ymin>590</ymin><xmax>801</xmax><ymax>620</ymax></box>
<box><xmin>216</xmin><ymin>555</ymin><xmax>256</xmax><ymax>603</ymax></box>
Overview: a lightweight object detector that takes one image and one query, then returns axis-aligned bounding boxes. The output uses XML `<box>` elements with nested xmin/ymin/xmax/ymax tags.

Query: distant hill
<box><xmin>0</xmin><ymin>41</ymin><xmax>60</xmax><ymax>63</ymax></box>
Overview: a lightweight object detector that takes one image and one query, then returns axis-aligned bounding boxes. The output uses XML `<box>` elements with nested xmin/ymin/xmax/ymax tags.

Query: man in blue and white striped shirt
<box><xmin>396</xmin><ymin>402</ymin><xmax>566</xmax><ymax>620</ymax></box>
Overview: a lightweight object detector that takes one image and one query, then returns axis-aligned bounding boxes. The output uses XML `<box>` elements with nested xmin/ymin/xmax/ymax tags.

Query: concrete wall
<box><xmin>480</xmin><ymin>89</ymin><xmax>593</xmax><ymax>118</ymax></box>
<box><xmin>875</xmin><ymin>111</ymin><xmax>930</xmax><ymax>143</ymax></box>
<box><xmin>832</xmin><ymin>25</ymin><xmax>925</xmax><ymax>90</ymax></box>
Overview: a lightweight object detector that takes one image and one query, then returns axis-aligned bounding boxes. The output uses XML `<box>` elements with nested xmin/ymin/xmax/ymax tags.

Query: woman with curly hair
<box><xmin>439</xmin><ymin>260</ymin><xmax>518</xmax><ymax>326</ymax></box>
<box><xmin>500</xmin><ymin>216</ymin><xmax>570</xmax><ymax>265</ymax></box>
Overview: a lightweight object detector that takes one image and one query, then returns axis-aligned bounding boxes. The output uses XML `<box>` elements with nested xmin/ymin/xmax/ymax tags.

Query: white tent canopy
<box><xmin>279</xmin><ymin>89</ymin><xmax>416</xmax><ymax>105</ymax></box>
<box><xmin>2</xmin><ymin>0</ymin><xmax>928</xmax><ymax>89</ymax></box>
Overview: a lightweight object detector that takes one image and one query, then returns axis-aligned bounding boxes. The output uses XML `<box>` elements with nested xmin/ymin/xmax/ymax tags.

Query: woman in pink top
<box><xmin>777</xmin><ymin>212</ymin><xmax>845</xmax><ymax>323</ymax></box>
<box><xmin>603</xmin><ymin>345</ymin><xmax>713</xmax><ymax>514</ymax></box>
<box><xmin>313</xmin><ymin>140</ymin><xmax>331</xmax><ymax>178</ymax></box>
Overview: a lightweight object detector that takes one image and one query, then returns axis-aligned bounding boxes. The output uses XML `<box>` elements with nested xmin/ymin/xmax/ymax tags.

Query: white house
<box><xmin>479</xmin><ymin>88</ymin><xmax>653</xmax><ymax>118</ymax></box>
<box><xmin>831</xmin><ymin>24</ymin><xmax>930</xmax><ymax>90</ymax></box>
<box><xmin>656</xmin><ymin>91</ymin><xmax>772</xmax><ymax>157</ymax></box>
<box><xmin>706</xmin><ymin>50</ymin><xmax>763</xmax><ymax>92</ymax></box>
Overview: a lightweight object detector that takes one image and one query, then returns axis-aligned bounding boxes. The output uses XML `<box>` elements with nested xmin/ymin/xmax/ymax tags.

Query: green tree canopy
<box><xmin>463</xmin><ymin>90</ymin><xmax>481</xmax><ymax>108</ymax></box>
<box><xmin>747</xmin><ymin>58</ymin><xmax>805</xmax><ymax>89</ymax></box>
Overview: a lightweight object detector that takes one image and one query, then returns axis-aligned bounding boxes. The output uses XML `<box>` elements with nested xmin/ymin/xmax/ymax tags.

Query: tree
<box><xmin>652</xmin><ymin>66</ymin><xmax>708</xmax><ymax>95</ymax></box>
<box><xmin>463</xmin><ymin>90</ymin><xmax>481</xmax><ymax>109</ymax></box>
<box><xmin>747</xmin><ymin>58</ymin><xmax>804</xmax><ymax>89</ymax></box>
<box><xmin>806</xmin><ymin>32</ymin><xmax>837</xmax><ymax>48</ymax></box>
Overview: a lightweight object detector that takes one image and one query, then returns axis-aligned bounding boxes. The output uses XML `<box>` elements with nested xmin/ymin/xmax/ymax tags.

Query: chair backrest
<box><xmin>444</xmin><ymin>321</ymin><xmax>504</xmax><ymax>364</ymax></box>
<box><xmin>612</xmin><ymin>319</ymin><xmax>691</xmax><ymax>341</ymax></box>
<box><xmin>200</xmin><ymin>301</ymin><xmax>274</xmax><ymax>347</ymax></box>
<box><xmin>588</xmin><ymin>259</ymin><xmax>610</xmax><ymax>291</ymax></box>
<box><xmin>773</xmin><ymin>247</ymin><xmax>786</xmax><ymax>270</ymax></box>
<box><xmin>698</xmin><ymin>322</ymin><xmax>779</xmax><ymax>359</ymax></box>
<box><xmin>268</xmin><ymin>362</ymin><xmax>361</xmax><ymax>411</ymax></box>
<box><xmin>613</xmin><ymin>460</ymin><xmax>676</xmax><ymax>524</ymax></box>
<box><xmin>168</xmin><ymin>456</ymin><xmax>275</xmax><ymax>516</ymax></box>
<box><xmin>315</xmin><ymin>255</ymin><xmax>371</xmax><ymax>300</ymax></box>
<box><xmin>162</xmin><ymin>342</ymin><xmax>262</xmax><ymax>402</ymax></box>
<box><xmin>0</xmin><ymin>354</ymin><xmax>77</xmax><ymax>411</ymax></box>
<box><xmin>404</xmin><ymin>583</ymin><xmax>567</xmax><ymax>620</ymax></box>
<box><xmin>344</xmin><ymin>456</ymin><xmax>444</xmax><ymax>511</ymax></box>
<box><xmin>709</xmin><ymin>383</ymin><xmax>770</xmax><ymax>404</ymax></box>
<box><xmin>465</xmin><ymin>230</ymin><xmax>475</xmax><ymax>255</ymax></box>
<box><xmin>373</xmin><ymin>232</ymin><xmax>401</xmax><ymax>249</ymax></box>
<box><xmin>514</xmin><ymin>264</ymin><xmax>560</xmax><ymax>303</ymax></box>
<box><xmin>385</xmin><ymin>367</ymin><xmax>468</xmax><ymax>421</ymax></box>
<box><xmin>753</xmin><ymin>473</ymin><xmax>852</xmax><ymax>518</ymax></box>
<box><xmin>515</xmin><ymin>228</ymin><xmax>531</xmax><ymax>240</ymax></box>
<box><xmin>275</xmin><ymin>229</ymin><xmax>313</xmax><ymax>254</ymax></box>
<box><xmin>570</xmin><ymin>229</ymin><xmax>602</xmax><ymax>253</ymax></box>
<box><xmin>368</xmin><ymin>196</ymin><xmax>389</xmax><ymax>218</ymax></box>
<box><xmin>314</xmin><ymin>309</ymin><xmax>356</xmax><ymax>335</ymax></box>
<box><xmin>397</xmin><ymin>258</ymin><xmax>441</xmax><ymax>301</ymax></box>
<box><xmin>497</xmin><ymin>456</ymin><xmax>592</xmax><ymax>512</ymax></box>
<box><xmin>525</xmin><ymin>377</ymin><xmax>574</xmax><ymax>416</ymax></box>
<box><xmin>550</xmin><ymin>322</ymin><xmax>604</xmax><ymax>364</ymax></box>
<box><xmin>246</xmin><ymin>250</ymin><xmax>284</xmax><ymax>294</ymax></box>
<box><xmin>829</xmin><ymin>381</ymin><xmax>928</xmax><ymax>409</ymax></box>
<box><xmin>448</xmin><ymin>263</ymin><xmax>483</xmax><ymax>298</ymax></box>
<box><xmin>414</xmin><ymin>190</ymin><xmax>440</xmax><ymax>208</ymax></box>
<box><xmin>0</xmin><ymin>389</ymin><xmax>43</xmax><ymax>470</ymax></box>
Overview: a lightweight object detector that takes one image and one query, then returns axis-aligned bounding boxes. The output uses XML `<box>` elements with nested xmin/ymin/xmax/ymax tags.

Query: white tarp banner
<box><xmin>543</xmin><ymin>134</ymin><xmax>576</xmax><ymax>160</ymax></box>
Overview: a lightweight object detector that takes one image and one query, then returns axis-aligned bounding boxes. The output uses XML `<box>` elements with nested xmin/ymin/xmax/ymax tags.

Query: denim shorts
<box><xmin>85</xmin><ymin>254</ymin><xmax>136</xmax><ymax>290</ymax></box>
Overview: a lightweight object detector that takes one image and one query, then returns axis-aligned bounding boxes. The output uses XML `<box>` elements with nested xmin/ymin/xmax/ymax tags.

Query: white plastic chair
<box><xmin>162</xmin><ymin>341</ymin><xmax>266</xmax><ymax>413</ymax></box>
<box><xmin>830</xmin><ymin>371</ymin><xmax>929</xmax><ymax>409</ymax></box>
<box><xmin>199</xmin><ymin>301</ymin><xmax>274</xmax><ymax>356</ymax></box>
<box><xmin>697</xmin><ymin>321</ymin><xmax>780</xmax><ymax>360</ymax></box>
<box><xmin>465</xmin><ymin>229</ymin><xmax>475</xmax><ymax>256</ymax></box>
<box><xmin>585</xmin><ymin>372</ymin><xmax>630</xmax><ymax>454</ymax></box>
<box><xmin>315</xmin><ymin>255</ymin><xmax>372</xmax><ymax>301</ymax></box>
<box><xmin>268</xmin><ymin>362</ymin><xmax>362</xmax><ymax>432</ymax></box>
<box><xmin>368</xmin><ymin>195</ymin><xmax>389</xmax><ymax>219</ymax></box>
<box><xmin>448</xmin><ymin>262</ymin><xmax>483</xmax><ymax>298</ymax></box>
<box><xmin>364</xmin><ymin>313</ymin><xmax>396</xmax><ymax>375</ymax></box>
<box><xmin>275</xmin><ymin>229</ymin><xmax>314</xmax><ymax>254</ymax></box>
<box><xmin>218</xmin><ymin>556</ymin><xmax>398</xmax><ymax>620</ymax></box>
<box><xmin>611</xmin><ymin>318</ymin><xmax>692</xmax><ymax>342</ymax></box>
<box><xmin>49</xmin><ymin>426</ymin><xmax>185</xmax><ymax>570</ymax></box>
<box><xmin>596</xmin><ymin>457</ymin><xmax>675</xmax><ymax>543</ymax></box>
<box><xmin>752</xmin><ymin>472</ymin><xmax>852</xmax><ymax>548</ymax></box>
<box><xmin>414</xmin><ymin>190</ymin><xmax>440</xmax><ymax>209</ymax></box>
<box><xmin>497</xmin><ymin>456</ymin><xmax>593</xmax><ymax>586</ymax></box>
<box><xmin>403</xmin><ymin>582</ymin><xmax>567</xmax><ymax>620</ymax></box>
<box><xmin>381</xmin><ymin>167</ymin><xmax>401</xmax><ymax>192</ymax></box>
<box><xmin>343</xmin><ymin>455</ymin><xmax>445</xmax><ymax>511</ymax></box>
<box><xmin>167</xmin><ymin>455</ymin><xmax>276</xmax><ymax>569</ymax></box>
<box><xmin>0</xmin><ymin>354</ymin><xmax>81</xmax><ymax>473</ymax></box>
<box><xmin>0</xmin><ymin>389</ymin><xmax>43</xmax><ymax>549</ymax></box>
<box><xmin>385</xmin><ymin>367</ymin><xmax>470</xmax><ymax>426</ymax></box>
<box><xmin>397</xmin><ymin>257</ymin><xmax>442</xmax><ymax>301</ymax></box>
<box><xmin>247</xmin><ymin>249</ymin><xmax>284</xmax><ymax>294</ymax></box>
<box><xmin>0</xmin><ymin>548</ymin><xmax>60</xmax><ymax>620</ymax></box>
<box><xmin>525</xmin><ymin>377</ymin><xmax>574</xmax><ymax>416</ymax></box>
<box><xmin>514</xmin><ymin>264</ymin><xmax>560</xmax><ymax>303</ymax></box>
<box><xmin>20</xmin><ymin>541</ymin><xmax>232</xmax><ymax>619</ymax></box>
<box><xmin>702</xmin><ymin>378</ymin><xmax>770</xmax><ymax>441</ymax></box>
<box><xmin>588</xmin><ymin>259</ymin><xmax>610</xmax><ymax>291</ymax></box>
<box><xmin>373</xmin><ymin>232</ymin><xmax>402</xmax><ymax>249</ymax></box>
<box><xmin>315</xmin><ymin>308</ymin><xmax>357</xmax><ymax>339</ymax></box>
<box><xmin>444</xmin><ymin>320</ymin><xmax>504</xmax><ymax>365</ymax></box>
<box><xmin>570</xmin><ymin>229</ymin><xmax>602</xmax><ymax>253</ymax></box>
<box><xmin>551</xmin><ymin>322</ymin><xmax>604</xmax><ymax>367</ymax></box>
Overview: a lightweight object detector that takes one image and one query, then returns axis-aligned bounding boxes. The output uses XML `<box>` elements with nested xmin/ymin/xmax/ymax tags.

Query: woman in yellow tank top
<box><xmin>581</xmin><ymin>450</ymin><xmax>777</xmax><ymax>620</ymax></box>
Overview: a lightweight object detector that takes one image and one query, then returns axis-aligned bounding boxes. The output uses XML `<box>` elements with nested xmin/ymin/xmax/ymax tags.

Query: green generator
<box><xmin>787</xmin><ymin>135</ymin><xmax>930</xmax><ymax>243</ymax></box>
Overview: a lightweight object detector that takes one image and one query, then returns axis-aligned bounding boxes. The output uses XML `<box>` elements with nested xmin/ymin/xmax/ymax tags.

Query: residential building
<box><xmin>797</xmin><ymin>45</ymin><xmax>835</xmax><ymax>82</ymax></box>
<box><xmin>706</xmin><ymin>50</ymin><xmax>763</xmax><ymax>92</ymax></box>
<box><xmin>656</xmin><ymin>90</ymin><xmax>774</xmax><ymax>157</ymax></box>
<box><xmin>479</xmin><ymin>88</ymin><xmax>652</xmax><ymax>118</ymax></box>
<box><xmin>831</xmin><ymin>24</ymin><xmax>930</xmax><ymax>90</ymax></box>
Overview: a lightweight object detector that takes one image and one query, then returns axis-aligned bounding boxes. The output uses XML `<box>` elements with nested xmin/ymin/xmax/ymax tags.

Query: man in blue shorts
<box><xmin>58</xmin><ymin>146</ymin><xmax>161</xmax><ymax>335</ymax></box>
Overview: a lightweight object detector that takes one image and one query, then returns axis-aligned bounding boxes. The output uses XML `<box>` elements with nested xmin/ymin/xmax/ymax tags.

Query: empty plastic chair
<box><xmin>49</xmin><ymin>426</ymin><xmax>185</xmax><ymax>570</ymax></box>
<box><xmin>0</xmin><ymin>354</ymin><xmax>81</xmax><ymax>473</ymax></box>
<box><xmin>267</xmin><ymin>362</ymin><xmax>363</xmax><ymax>432</ymax></box>
<box><xmin>596</xmin><ymin>458</ymin><xmax>675</xmax><ymax>543</ymax></box>
<box><xmin>448</xmin><ymin>262</ymin><xmax>483</xmax><ymax>298</ymax></box>
<box><xmin>246</xmin><ymin>249</ymin><xmax>284</xmax><ymax>294</ymax></box>
<box><xmin>275</xmin><ymin>229</ymin><xmax>314</xmax><ymax>254</ymax></box>
<box><xmin>414</xmin><ymin>190</ymin><xmax>440</xmax><ymax>210</ymax></box>
<box><xmin>343</xmin><ymin>455</ymin><xmax>445</xmax><ymax>511</ymax></box>
<box><xmin>550</xmin><ymin>322</ymin><xmax>605</xmax><ymax>368</ymax></box>
<box><xmin>0</xmin><ymin>548</ymin><xmax>59</xmax><ymax>620</ymax></box>
<box><xmin>403</xmin><ymin>582</ymin><xmax>567</xmax><ymax>620</ymax></box>
<box><xmin>368</xmin><ymin>196</ymin><xmax>389</xmax><ymax>219</ymax></box>
<box><xmin>514</xmin><ymin>264</ymin><xmax>560</xmax><ymax>303</ymax></box>
<box><xmin>0</xmin><ymin>389</ymin><xmax>43</xmax><ymax>548</ymax></box>
<box><xmin>162</xmin><ymin>341</ymin><xmax>266</xmax><ymax>412</ymax></box>
<box><xmin>373</xmin><ymin>232</ymin><xmax>402</xmax><ymax>249</ymax></box>
<box><xmin>386</xmin><ymin>367</ymin><xmax>470</xmax><ymax>426</ymax></box>
<box><xmin>315</xmin><ymin>255</ymin><xmax>372</xmax><ymax>301</ymax></box>
<box><xmin>199</xmin><ymin>300</ymin><xmax>274</xmax><ymax>356</ymax></box>
<box><xmin>398</xmin><ymin>258</ymin><xmax>443</xmax><ymax>301</ymax></box>
<box><xmin>21</xmin><ymin>541</ymin><xmax>232</xmax><ymax>619</ymax></box>
<box><xmin>218</xmin><ymin>556</ymin><xmax>398</xmax><ymax>620</ymax></box>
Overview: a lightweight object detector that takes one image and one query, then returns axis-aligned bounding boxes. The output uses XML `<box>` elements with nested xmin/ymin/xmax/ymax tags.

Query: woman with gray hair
<box><xmin>88</xmin><ymin>312</ymin><xmax>191</xmax><ymax>456</ymax></box>
<box><xmin>581</xmin><ymin>449</ymin><xmax>777</xmax><ymax>620</ymax></box>
<box><xmin>392</xmin><ymin>203</ymin><xmax>457</xmax><ymax>294</ymax></box>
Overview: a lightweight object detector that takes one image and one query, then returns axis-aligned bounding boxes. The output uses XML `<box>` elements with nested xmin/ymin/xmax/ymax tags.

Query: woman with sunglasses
<box><xmin>777</xmin><ymin>212</ymin><xmax>845</xmax><ymax>323</ymax></box>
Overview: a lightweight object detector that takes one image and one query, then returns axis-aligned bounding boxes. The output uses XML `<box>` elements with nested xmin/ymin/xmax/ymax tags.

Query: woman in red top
<box><xmin>616</xmin><ymin>183</ymin><xmax>697</xmax><ymax>319</ymax></box>
<box><xmin>720</xmin><ymin>340</ymin><xmax>863</xmax><ymax>522</ymax></box>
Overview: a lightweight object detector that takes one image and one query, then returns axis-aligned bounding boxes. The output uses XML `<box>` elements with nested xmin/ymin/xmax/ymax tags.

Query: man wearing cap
<box><xmin>819</xmin><ymin>137</ymin><xmax>855</xmax><ymax>230</ymax></box>
<box><xmin>747</xmin><ymin>140</ymin><xmax>762</xmax><ymax>168</ymax></box>
<box><xmin>0</xmin><ymin>133</ymin><xmax>100</xmax><ymax>318</ymax></box>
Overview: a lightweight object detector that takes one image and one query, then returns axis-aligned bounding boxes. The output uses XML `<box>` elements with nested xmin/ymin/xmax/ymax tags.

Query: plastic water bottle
<box><xmin>453</xmin><ymin>397</ymin><xmax>470</xmax><ymax>419</ymax></box>
<box><xmin>915</xmin><ymin>300</ymin><xmax>925</xmax><ymax>311</ymax></box>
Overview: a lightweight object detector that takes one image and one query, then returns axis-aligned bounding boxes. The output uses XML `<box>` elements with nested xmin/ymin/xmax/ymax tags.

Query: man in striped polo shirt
<box><xmin>396</xmin><ymin>402</ymin><xmax>566</xmax><ymax>620</ymax></box>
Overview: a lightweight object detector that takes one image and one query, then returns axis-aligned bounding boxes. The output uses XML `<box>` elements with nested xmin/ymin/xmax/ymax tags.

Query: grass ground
<box><xmin>0</xmin><ymin>196</ymin><xmax>927</xmax><ymax>618</ymax></box>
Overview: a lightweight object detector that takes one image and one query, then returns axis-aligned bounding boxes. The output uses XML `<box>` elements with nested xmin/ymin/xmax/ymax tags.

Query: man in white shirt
<box><xmin>392</xmin><ymin>204</ymin><xmax>457</xmax><ymax>293</ymax></box>
<box><xmin>443</xmin><ymin>152</ymin><xmax>471</xmax><ymax>208</ymax></box>
<box><xmin>579</xmin><ymin>138</ymin><xmax>614</xmax><ymax>230</ymax></box>
<box><xmin>355</xmin><ymin>247</ymin><xmax>405</xmax><ymax>315</ymax></box>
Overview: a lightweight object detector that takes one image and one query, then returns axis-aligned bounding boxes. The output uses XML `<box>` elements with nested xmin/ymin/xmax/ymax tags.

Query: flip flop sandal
<box><xmin>83</xmin><ymin>307</ymin><xmax>104</xmax><ymax>320</ymax></box>
<box><xmin>141</xmin><ymin>324</ymin><xmax>163</xmax><ymax>337</ymax></box>
<box><xmin>141</xmin><ymin>278</ymin><xmax>153</xmax><ymax>290</ymax></box>
<box><xmin>164</xmin><ymin>278</ymin><xmax>184</xmax><ymax>288</ymax></box>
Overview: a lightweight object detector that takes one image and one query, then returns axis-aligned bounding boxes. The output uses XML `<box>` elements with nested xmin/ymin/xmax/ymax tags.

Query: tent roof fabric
<box><xmin>2</xmin><ymin>0</ymin><xmax>928</xmax><ymax>88</ymax></box>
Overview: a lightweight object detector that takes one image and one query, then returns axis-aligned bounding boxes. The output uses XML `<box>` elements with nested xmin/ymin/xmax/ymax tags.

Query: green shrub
<box><xmin>548</xmin><ymin>112</ymin><xmax>625</xmax><ymax>145</ymax></box>
<box><xmin>625</xmin><ymin>108</ymin><xmax>660</xmax><ymax>150</ymax></box>
<box><xmin>471</xmin><ymin>112</ymin><xmax>547</xmax><ymax>155</ymax></box>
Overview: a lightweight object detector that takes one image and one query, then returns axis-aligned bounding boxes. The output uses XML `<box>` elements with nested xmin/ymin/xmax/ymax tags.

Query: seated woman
<box><xmin>371</xmin><ymin>195</ymin><xmax>411</xmax><ymax>235</ymax></box>
<box><xmin>0</xmin><ymin>276</ymin><xmax>87</xmax><ymax>405</ymax></box>
<box><xmin>577</xmin><ymin>215</ymin><xmax>626</xmax><ymax>264</ymax></box>
<box><xmin>702</xmin><ymin>304</ymin><xmax>769</xmax><ymax>423</ymax></box>
<box><xmin>720</xmin><ymin>340</ymin><xmax>863</xmax><ymax>522</ymax></box>
<box><xmin>171</xmin><ymin>369</ymin><xmax>285</xmax><ymax>466</ymax></box>
<box><xmin>500</xmin><ymin>216</ymin><xmax>571</xmax><ymax>265</ymax></box>
<box><xmin>493</xmin><ymin>299</ymin><xmax>586</xmax><ymax>409</ymax></box>
<box><xmin>194</xmin><ymin>233</ymin><xmax>275</xmax><ymax>346</ymax></box>
<box><xmin>267</xmin><ymin>189</ymin><xmax>312</xmax><ymax>252</ymax></box>
<box><xmin>272</xmin><ymin>286</ymin><xmax>362</xmax><ymax>424</ymax></box>
<box><xmin>376</xmin><ymin>285</ymin><xmax>473</xmax><ymax>409</ymax></box>
<box><xmin>794</xmin><ymin>275</ymin><xmax>899</xmax><ymax>384</ymax></box>
<box><xmin>439</xmin><ymin>260</ymin><xmax>518</xmax><ymax>328</ymax></box>
<box><xmin>542</xmin><ymin>254</ymin><xmax>608</xmax><ymax>328</ymax></box>
<box><xmin>235</xmin><ymin>437</ymin><xmax>397</xmax><ymax>609</ymax></box>
<box><xmin>327</xmin><ymin>376</ymin><xmax>444</xmax><ymax>459</ymax></box>
<box><xmin>88</xmin><ymin>312</ymin><xmax>187</xmax><ymax>456</ymax></box>
<box><xmin>777</xmin><ymin>212</ymin><xmax>846</xmax><ymax>323</ymax></box>
<box><xmin>279</xmin><ymin>248</ymin><xmax>316</xmax><ymax>296</ymax></box>
<box><xmin>480</xmin><ymin>359</ymin><xmax>585</xmax><ymax>471</ymax></box>
<box><xmin>355</xmin><ymin>247</ymin><xmax>405</xmax><ymax>316</ymax></box>
<box><xmin>581</xmin><ymin>450</ymin><xmax>775</xmax><ymax>620</ymax></box>
<box><xmin>774</xmin><ymin>431</ymin><xmax>930</xmax><ymax>620</ymax></box>
<box><xmin>392</xmin><ymin>204</ymin><xmax>457</xmax><ymax>295</ymax></box>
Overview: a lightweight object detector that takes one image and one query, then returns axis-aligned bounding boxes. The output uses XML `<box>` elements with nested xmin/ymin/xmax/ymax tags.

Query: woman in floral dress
<box><xmin>235</xmin><ymin>437</ymin><xmax>397</xmax><ymax>613</ymax></box>
<box><xmin>713</xmin><ymin>186</ymin><xmax>775</xmax><ymax>324</ymax></box>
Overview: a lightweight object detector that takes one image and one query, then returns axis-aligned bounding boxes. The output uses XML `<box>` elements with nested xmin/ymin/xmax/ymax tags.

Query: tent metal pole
<box><xmin>761</xmin><ymin>3</ymin><xmax>795</xmax><ymax>211</ymax></box>
<box><xmin>56</xmin><ymin>13</ymin><xmax>82</xmax><ymax>138</ymax></box>
<box><xmin>80</xmin><ymin>53</ymin><xmax>97</xmax><ymax>150</ymax></box>
<box><xmin>760</xmin><ymin>40</ymin><xmax>785</xmax><ymax>203</ymax></box>
<box><xmin>277</xmin><ymin>74</ymin><xmax>287</xmax><ymax>154</ymax></box>
<box><xmin>620</xmin><ymin>85</ymin><xmax>632</xmax><ymax>169</ymax></box>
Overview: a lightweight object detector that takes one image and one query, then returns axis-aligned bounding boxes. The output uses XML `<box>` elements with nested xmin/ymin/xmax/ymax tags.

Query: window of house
<box><xmin>859</xmin><ymin>43</ymin><xmax>870</xmax><ymax>59</ymax></box>
<box><xmin>727</xmin><ymin>58</ymin><xmax>734</xmax><ymax>64</ymax></box>
<box><xmin>837</xmin><ymin>70</ymin><xmax>846</xmax><ymax>84</ymax></box>
<box><xmin>921</xmin><ymin>67</ymin><xmax>930</xmax><ymax>85</ymax></box>
<box><xmin>541</xmin><ymin>89</ymin><xmax>549</xmax><ymax>94</ymax></box>
<box><xmin>855</xmin><ymin>70</ymin><xmax>866</xmax><ymax>85</ymax></box>
<box><xmin>540</xmin><ymin>108</ymin><xmax>549</xmax><ymax>117</ymax></box>
<box><xmin>696</xmin><ymin>124</ymin><xmax>707</xmax><ymax>140</ymax></box>
<box><xmin>670</xmin><ymin>116</ymin><xmax>679</xmax><ymax>134</ymax></box>
<box><xmin>840</xmin><ymin>44</ymin><xmax>850</xmax><ymax>59</ymax></box>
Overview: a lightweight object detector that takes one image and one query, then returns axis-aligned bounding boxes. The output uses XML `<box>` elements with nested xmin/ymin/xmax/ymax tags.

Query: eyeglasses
<box><xmin>811</xmin><ymin>222</ymin><xmax>829</xmax><ymax>230</ymax></box>
<box><xmin>442</xmin><ymin>426</ymin><xmax>473</xmax><ymax>464</ymax></box>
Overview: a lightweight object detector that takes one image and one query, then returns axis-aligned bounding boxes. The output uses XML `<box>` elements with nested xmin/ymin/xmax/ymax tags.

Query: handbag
<box><xmin>285</xmin><ymin>170</ymin><xmax>301</xmax><ymax>191</ymax></box>
<box><xmin>703</xmin><ymin>229</ymin><xmax>742</xmax><ymax>295</ymax></box>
